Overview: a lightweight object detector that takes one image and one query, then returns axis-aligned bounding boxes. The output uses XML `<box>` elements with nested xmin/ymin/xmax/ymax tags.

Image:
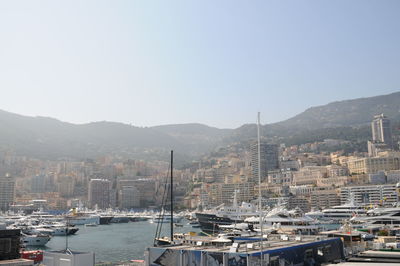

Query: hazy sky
<box><xmin>0</xmin><ymin>1</ymin><xmax>399</xmax><ymax>128</ymax></box>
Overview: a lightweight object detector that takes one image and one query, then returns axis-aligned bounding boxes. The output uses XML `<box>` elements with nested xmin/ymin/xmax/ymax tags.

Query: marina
<box><xmin>4</xmin><ymin>201</ymin><xmax>400</xmax><ymax>264</ymax></box>
<box><xmin>23</xmin><ymin>220</ymin><xmax>199</xmax><ymax>264</ymax></box>
<box><xmin>3</xmin><ymin>150</ymin><xmax>400</xmax><ymax>265</ymax></box>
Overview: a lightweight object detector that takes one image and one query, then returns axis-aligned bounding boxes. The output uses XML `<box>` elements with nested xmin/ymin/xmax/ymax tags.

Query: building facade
<box><xmin>310</xmin><ymin>189</ymin><xmax>340</xmax><ymax>209</ymax></box>
<box><xmin>267</xmin><ymin>169</ymin><xmax>293</xmax><ymax>185</ymax></box>
<box><xmin>340</xmin><ymin>184</ymin><xmax>398</xmax><ymax>206</ymax></box>
<box><xmin>250</xmin><ymin>142</ymin><xmax>279</xmax><ymax>182</ymax></box>
<box><xmin>0</xmin><ymin>174</ymin><xmax>15</xmax><ymax>211</ymax></box>
<box><xmin>31</xmin><ymin>174</ymin><xmax>46</xmax><ymax>193</ymax></box>
<box><xmin>88</xmin><ymin>179</ymin><xmax>111</xmax><ymax>209</ymax></box>
<box><xmin>118</xmin><ymin>186</ymin><xmax>140</xmax><ymax>209</ymax></box>
<box><xmin>208</xmin><ymin>182</ymin><xmax>254</xmax><ymax>206</ymax></box>
<box><xmin>347</xmin><ymin>156</ymin><xmax>400</xmax><ymax>175</ymax></box>
<box><xmin>371</xmin><ymin>114</ymin><xmax>393</xmax><ymax>148</ymax></box>
<box><xmin>292</xmin><ymin>166</ymin><xmax>328</xmax><ymax>186</ymax></box>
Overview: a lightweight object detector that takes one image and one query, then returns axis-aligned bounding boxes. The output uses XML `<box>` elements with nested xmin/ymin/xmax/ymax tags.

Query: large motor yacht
<box><xmin>351</xmin><ymin>206</ymin><xmax>400</xmax><ymax>225</ymax></box>
<box><xmin>195</xmin><ymin>191</ymin><xmax>263</xmax><ymax>234</ymax></box>
<box><xmin>306</xmin><ymin>195</ymin><xmax>366</xmax><ymax>222</ymax></box>
<box><xmin>65</xmin><ymin>208</ymin><xmax>100</xmax><ymax>225</ymax></box>
<box><xmin>21</xmin><ymin>233</ymin><xmax>51</xmax><ymax>246</ymax></box>
<box><xmin>246</xmin><ymin>206</ymin><xmax>321</xmax><ymax>234</ymax></box>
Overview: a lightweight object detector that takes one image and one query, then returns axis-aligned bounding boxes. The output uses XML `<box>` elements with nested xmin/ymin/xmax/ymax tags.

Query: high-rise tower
<box><xmin>250</xmin><ymin>142</ymin><xmax>279</xmax><ymax>182</ymax></box>
<box><xmin>371</xmin><ymin>114</ymin><xmax>393</xmax><ymax>148</ymax></box>
<box><xmin>0</xmin><ymin>174</ymin><xmax>15</xmax><ymax>211</ymax></box>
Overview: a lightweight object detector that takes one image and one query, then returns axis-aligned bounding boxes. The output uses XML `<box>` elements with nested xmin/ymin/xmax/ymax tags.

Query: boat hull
<box><xmin>52</xmin><ymin>227</ymin><xmax>79</xmax><ymax>236</ymax></box>
<box><xmin>195</xmin><ymin>213</ymin><xmax>240</xmax><ymax>234</ymax></box>
<box><xmin>21</xmin><ymin>235</ymin><xmax>51</xmax><ymax>246</ymax></box>
<box><xmin>111</xmin><ymin>216</ymin><xmax>130</xmax><ymax>223</ymax></box>
<box><xmin>67</xmin><ymin>216</ymin><xmax>100</xmax><ymax>225</ymax></box>
<box><xmin>100</xmin><ymin>216</ymin><xmax>114</xmax><ymax>225</ymax></box>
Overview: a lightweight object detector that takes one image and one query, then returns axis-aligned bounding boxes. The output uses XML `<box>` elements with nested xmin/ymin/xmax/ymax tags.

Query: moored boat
<box><xmin>67</xmin><ymin>215</ymin><xmax>100</xmax><ymax>226</ymax></box>
<box><xmin>111</xmin><ymin>215</ymin><xmax>130</xmax><ymax>223</ymax></box>
<box><xmin>99</xmin><ymin>215</ymin><xmax>114</xmax><ymax>225</ymax></box>
<box><xmin>195</xmin><ymin>191</ymin><xmax>261</xmax><ymax>234</ymax></box>
<box><xmin>21</xmin><ymin>233</ymin><xmax>51</xmax><ymax>246</ymax></box>
<box><xmin>85</xmin><ymin>223</ymin><xmax>98</xmax><ymax>227</ymax></box>
<box><xmin>21</xmin><ymin>250</ymin><xmax>43</xmax><ymax>263</ymax></box>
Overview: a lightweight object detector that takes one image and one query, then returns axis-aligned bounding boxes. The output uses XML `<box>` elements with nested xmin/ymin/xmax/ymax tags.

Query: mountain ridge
<box><xmin>0</xmin><ymin>91</ymin><xmax>398</xmax><ymax>161</ymax></box>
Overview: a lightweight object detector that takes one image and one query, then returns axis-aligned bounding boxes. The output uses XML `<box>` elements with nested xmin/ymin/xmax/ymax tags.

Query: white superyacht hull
<box><xmin>21</xmin><ymin>235</ymin><xmax>51</xmax><ymax>246</ymax></box>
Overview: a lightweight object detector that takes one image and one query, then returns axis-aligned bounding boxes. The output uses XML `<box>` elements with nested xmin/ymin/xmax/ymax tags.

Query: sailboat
<box><xmin>154</xmin><ymin>150</ymin><xmax>175</xmax><ymax>246</ymax></box>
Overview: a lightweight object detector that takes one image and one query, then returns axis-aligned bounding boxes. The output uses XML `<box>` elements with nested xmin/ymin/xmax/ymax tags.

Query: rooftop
<box><xmin>155</xmin><ymin>234</ymin><xmax>334</xmax><ymax>254</ymax></box>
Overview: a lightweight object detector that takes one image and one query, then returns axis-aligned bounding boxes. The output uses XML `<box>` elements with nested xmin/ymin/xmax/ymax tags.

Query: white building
<box><xmin>340</xmin><ymin>184</ymin><xmax>398</xmax><ymax>206</ymax></box>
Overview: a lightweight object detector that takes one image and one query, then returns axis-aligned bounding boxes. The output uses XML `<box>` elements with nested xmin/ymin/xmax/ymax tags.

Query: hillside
<box><xmin>274</xmin><ymin>91</ymin><xmax>400</xmax><ymax>131</ymax></box>
<box><xmin>229</xmin><ymin>91</ymin><xmax>400</xmax><ymax>143</ymax></box>
<box><xmin>0</xmin><ymin>91</ymin><xmax>398</xmax><ymax>161</ymax></box>
<box><xmin>0</xmin><ymin>110</ymin><xmax>226</xmax><ymax>162</ymax></box>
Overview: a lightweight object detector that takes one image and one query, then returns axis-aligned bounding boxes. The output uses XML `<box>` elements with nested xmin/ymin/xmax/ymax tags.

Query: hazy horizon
<box><xmin>1</xmin><ymin>1</ymin><xmax>399</xmax><ymax>128</ymax></box>
<box><xmin>0</xmin><ymin>90</ymin><xmax>399</xmax><ymax>130</ymax></box>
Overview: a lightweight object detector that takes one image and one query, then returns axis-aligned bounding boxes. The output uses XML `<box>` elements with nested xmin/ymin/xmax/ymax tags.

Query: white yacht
<box><xmin>351</xmin><ymin>206</ymin><xmax>400</xmax><ymax>225</ymax></box>
<box><xmin>306</xmin><ymin>195</ymin><xmax>366</xmax><ymax>222</ymax></box>
<box><xmin>64</xmin><ymin>205</ymin><xmax>101</xmax><ymax>225</ymax></box>
<box><xmin>195</xmin><ymin>191</ymin><xmax>264</xmax><ymax>234</ymax></box>
<box><xmin>29</xmin><ymin>226</ymin><xmax>55</xmax><ymax>236</ymax></box>
<box><xmin>36</xmin><ymin>223</ymin><xmax>79</xmax><ymax>236</ymax></box>
<box><xmin>246</xmin><ymin>206</ymin><xmax>321</xmax><ymax>234</ymax></box>
<box><xmin>21</xmin><ymin>233</ymin><xmax>51</xmax><ymax>246</ymax></box>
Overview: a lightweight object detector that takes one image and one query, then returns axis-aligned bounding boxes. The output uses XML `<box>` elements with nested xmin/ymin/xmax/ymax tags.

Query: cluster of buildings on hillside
<box><xmin>0</xmin><ymin>114</ymin><xmax>399</xmax><ymax>213</ymax></box>
<box><xmin>0</xmin><ymin>155</ymin><xmax>191</xmax><ymax>212</ymax></box>
<box><xmin>185</xmin><ymin>114</ymin><xmax>400</xmax><ymax>211</ymax></box>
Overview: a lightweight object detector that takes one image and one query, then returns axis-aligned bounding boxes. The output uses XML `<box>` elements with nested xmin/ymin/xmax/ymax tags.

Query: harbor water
<box><xmin>28</xmin><ymin>221</ymin><xmax>200</xmax><ymax>263</ymax></box>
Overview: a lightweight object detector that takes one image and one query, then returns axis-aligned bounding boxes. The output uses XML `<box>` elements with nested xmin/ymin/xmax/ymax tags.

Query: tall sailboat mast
<box><xmin>170</xmin><ymin>150</ymin><xmax>174</xmax><ymax>242</ymax></box>
<box><xmin>257</xmin><ymin>112</ymin><xmax>264</xmax><ymax>259</ymax></box>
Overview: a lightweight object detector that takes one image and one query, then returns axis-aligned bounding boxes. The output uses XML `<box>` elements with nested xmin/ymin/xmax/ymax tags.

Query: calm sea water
<box><xmin>29</xmin><ymin>221</ymin><xmax>341</xmax><ymax>263</ymax></box>
<box><xmin>31</xmin><ymin>221</ymin><xmax>199</xmax><ymax>263</ymax></box>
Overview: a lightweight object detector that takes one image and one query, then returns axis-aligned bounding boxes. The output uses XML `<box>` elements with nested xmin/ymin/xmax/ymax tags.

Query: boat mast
<box><xmin>257</xmin><ymin>112</ymin><xmax>264</xmax><ymax>260</ymax></box>
<box><xmin>66</xmin><ymin>217</ymin><xmax>69</xmax><ymax>251</ymax></box>
<box><xmin>170</xmin><ymin>150</ymin><xmax>174</xmax><ymax>242</ymax></box>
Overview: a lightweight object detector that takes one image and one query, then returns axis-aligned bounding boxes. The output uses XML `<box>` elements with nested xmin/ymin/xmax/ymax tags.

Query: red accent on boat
<box><xmin>21</xmin><ymin>250</ymin><xmax>43</xmax><ymax>263</ymax></box>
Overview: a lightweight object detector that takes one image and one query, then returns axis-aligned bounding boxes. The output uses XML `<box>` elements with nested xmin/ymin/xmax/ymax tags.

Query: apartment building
<box><xmin>340</xmin><ymin>184</ymin><xmax>398</xmax><ymax>206</ymax></box>
<box><xmin>347</xmin><ymin>156</ymin><xmax>400</xmax><ymax>175</ymax></box>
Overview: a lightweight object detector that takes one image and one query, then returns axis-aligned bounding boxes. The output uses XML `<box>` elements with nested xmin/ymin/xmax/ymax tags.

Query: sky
<box><xmin>0</xmin><ymin>1</ymin><xmax>399</xmax><ymax>129</ymax></box>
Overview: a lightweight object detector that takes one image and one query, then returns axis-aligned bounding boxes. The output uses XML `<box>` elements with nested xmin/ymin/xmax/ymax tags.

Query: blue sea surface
<box><xmin>31</xmin><ymin>221</ymin><xmax>199</xmax><ymax>263</ymax></box>
<box><xmin>29</xmin><ymin>221</ymin><xmax>341</xmax><ymax>263</ymax></box>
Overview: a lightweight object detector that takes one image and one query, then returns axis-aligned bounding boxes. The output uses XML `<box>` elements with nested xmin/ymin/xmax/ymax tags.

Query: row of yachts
<box><xmin>0</xmin><ymin>209</ymin><xmax>173</xmax><ymax>247</ymax></box>
<box><xmin>193</xmin><ymin>196</ymin><xmax>400</xmax><ymax>235</ymax></box>
<box><xmin>4</xmin><ymin>199</ymin><xmax>400</xmax><ymax>247</ymax></box>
